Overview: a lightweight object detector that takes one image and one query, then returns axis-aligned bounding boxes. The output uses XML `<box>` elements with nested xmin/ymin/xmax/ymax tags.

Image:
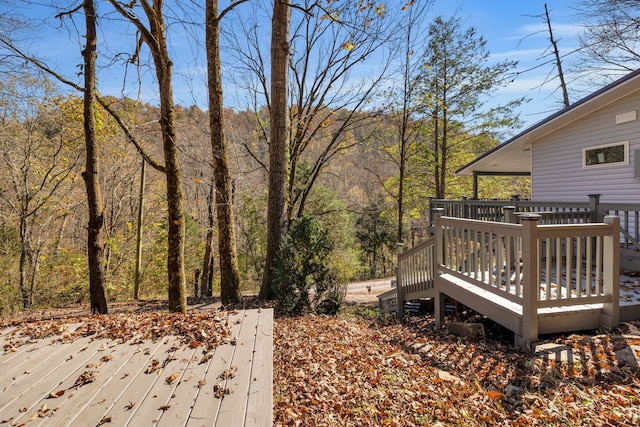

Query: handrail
<box><xmin>430</xmin><ymin>195</ymin><xmax>640</xmax><ymax>253</ymax></box>
<box><xmin>383</xmin><ymin>209</ymin><xmax>622</xmax><ymax>348</ymax></box>
<box><xmin>433</xmin><ymin>213</ymin><xmax>620</xmax><ymax>345</ymax></box>
<box><xmin>395</xmin><ymin>236</ymin><xmax>436</xmax><ymax>316</ymax></box>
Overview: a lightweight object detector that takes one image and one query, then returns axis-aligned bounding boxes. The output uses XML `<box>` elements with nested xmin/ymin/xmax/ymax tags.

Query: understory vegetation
<box><xmin>0</xmin><ymin>89</ymin><xmax>530</xmax><ymax>314</ymax></box>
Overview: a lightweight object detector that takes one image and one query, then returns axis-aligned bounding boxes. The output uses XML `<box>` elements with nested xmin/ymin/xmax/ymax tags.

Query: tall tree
<box><xmin>375</xmin><ymin>1</ymin><xmax>430</xmax><ymax>243</ymax></box>
<box><xmin>82</xmin><ymin>0</ymin><xmax>108</xmax><ymax>314</ymax></box>
<box><xmin>234</xmin><ymin>0</ymin><xmax>401</xmax><ymax>223</ymax></box>
<box><xmin>205</xmin><ymin>0</ymin><xmax>246</xmax><ymax>304</ymax></box>
<box><xmin>260</xmin><ymin>0</ymin><xmax>291</xmax><ymax>300</ymax></box>
<box><xmin>107</xmin><ymin>0</ymin><xmax>187</xmax><ymax>312</ymax></box>
<box><xmin>417</xmin><ymin>15</ymin><xmax>524</xmax><ymax>199</ymax></box>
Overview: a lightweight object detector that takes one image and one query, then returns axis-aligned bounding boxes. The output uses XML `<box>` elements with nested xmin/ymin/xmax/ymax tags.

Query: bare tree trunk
<box><xmin>134</xmin><ymin>157</ymin><xmax>145</xmax><ymax>300</ymax></box>
<box><xmin>433</xmin><ymin>112</ymin><xmax>444</xmax><ymax>199</ymax></box>
<box><xmin>201</xmin><ymin>178</ymin><xmax>215</xmax><ymax>297</ymax></box>
<box><xmin>160</xmin><ymin>65</ymin><xmax>187</xmax><ymax>313</ymax></box>
<box><xmin>28</xmin><ymin>246</ymin><xmax>41</xmax><ymax>307</ymax></box>
<box><xmin>18</xmin><ymin>218</ymin><xmax>30</xmax><ymax>308</ymax></box>
<box><xmin>83</xmin><ymin>0</ymin><xmax>108</xmax><ymax>314</ymax></box>
<box><xmin>545</xmin><ymin>4</ymin><xmax>570</xmax><ymax>107</ymax></box>
<box><xmin>260</xmin><ymin>0</ymin><xmax>290</xmax><ymax>300</ymax></box>
<box><xmin>54</xmin><ymin>213</ymin><xmax>68</xmax><ymax>256</ymax></box>
<box><xmin>106</xmin><ymin>0</ymin><xmax>188</xmax><ymax>313</ymax></box>
<box><xmin>206</xmin><ymin>0</ymin><xmax>241</xmax><ymax>304</ymax></box>
<box><xmin>439</xmin><ymin>105</ymin><xmax>448</xmax><ymax>199</ymax></box>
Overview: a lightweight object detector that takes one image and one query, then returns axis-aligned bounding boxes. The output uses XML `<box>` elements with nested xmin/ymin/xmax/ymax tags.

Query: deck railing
<box><xmin>429</xmin><ymin>194</ymin><xmax>640</xmax><ymax>248</ymax></box>
<box><xmin>434</xmin><ymin>213</ymin><xmax>620</xmax><ymax>345</ymax></box>
<box><xmin>396</xmin><ymin>237</ymin><xmax>436</xmax><ymax>307</ymax></box>
<box><xmin>379</xmin><ymin>237</ymin><xmax>436</xmax><ymax>314</ymax></box>
<box><xmin>600</xmin><ymin>202</ymin><xmax>640</xmax><ymax>250</ymax></box>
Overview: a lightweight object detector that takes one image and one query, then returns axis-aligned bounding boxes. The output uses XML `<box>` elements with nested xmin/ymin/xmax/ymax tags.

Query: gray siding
<box><xmin>532</xmin><ymin>91</ymin><xmax>640</xmax><ymax>203</ymax></box>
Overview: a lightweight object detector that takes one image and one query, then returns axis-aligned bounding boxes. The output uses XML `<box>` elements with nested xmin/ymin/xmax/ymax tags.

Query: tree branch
<box><xmin>0</xmin><ymin>38</ymin><xmax>166</xmax><ymax>173</ymax></box>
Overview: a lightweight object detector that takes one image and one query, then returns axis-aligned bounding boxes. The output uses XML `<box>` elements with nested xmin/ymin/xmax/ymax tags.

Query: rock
<box><xmin>436</xmin><ymin>369</ymin><xmax>464</xmax><ymax>385</ymax></box>
<box><xmin>505</xmin><ymin>384</ymin><xmax>521</xmax><ymax>397</ymax></box>
<box><xmin>620</xmin><ymin>322</ymin><xmax>640</xmax><ymax>336</ymax></box>
<box><xmin>446</xmin><ymin>322</ymin><xmax>485</xmax><ymax>338</ymax></box>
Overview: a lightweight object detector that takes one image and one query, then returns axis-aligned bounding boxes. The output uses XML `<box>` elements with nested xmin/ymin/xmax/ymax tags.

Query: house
<box><xmin>457</xmin><ymin>68</ymin><xmax>640</xmax><ymax>202</ymax></box>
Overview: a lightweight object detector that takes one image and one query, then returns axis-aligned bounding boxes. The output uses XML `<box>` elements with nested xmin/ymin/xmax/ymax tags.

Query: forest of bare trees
<box><xmin>2</xmin><ymin>0</ymin><xmax>630</xmax><ymax>313</ymax></box>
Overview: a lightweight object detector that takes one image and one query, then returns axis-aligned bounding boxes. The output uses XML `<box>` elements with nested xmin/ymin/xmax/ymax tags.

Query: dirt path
<box><xmin>343</xmin><ymin>277</ymin><xmax>394</xmax><ymax>304</ymax></box>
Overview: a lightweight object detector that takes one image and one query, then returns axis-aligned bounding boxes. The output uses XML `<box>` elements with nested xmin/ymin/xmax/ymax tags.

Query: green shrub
<box><xmin>272</xmin><ymin>215</ymin><xmax>345</xmax><ymax>314</ymax></box>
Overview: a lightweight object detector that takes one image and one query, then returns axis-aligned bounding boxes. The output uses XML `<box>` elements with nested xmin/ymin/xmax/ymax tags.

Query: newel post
<box><xmin>432</xmin><ymin>208</ymin><xmax>446</xmax><ymax>329</ymax></box>
<box><xmin>589</xmin><ymin>194</ymin><xmax>602</xmax><ymax>223</ymax></box>
<box><xmin>462</xmin><ymin>196</ymin><xmax>469</xmax><ymax>219</ymax></box>
<box><xmin>396</xmin><ymin>242</ymin><xmax>405</xmax><ymax>318</ymax></box>
<box><xmin>601</xmin><ymin>215</ymin><xmax>620</xmax><ymax>330</ymax></box>
<box><xmin>520</xmin><ymin>214</ymin><xmax>540</xmax><ymax>349</ymax></box>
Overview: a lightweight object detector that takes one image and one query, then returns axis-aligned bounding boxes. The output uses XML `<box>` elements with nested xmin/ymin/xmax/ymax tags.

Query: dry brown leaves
<box><xmin>1</xmin><ymin>310</ymin><xmax>233</xmax><ymax>353</ymax></box>
<box><xmin>274</xmin><ymin>312</ymin><xmax>640</xmax><ymax>426</ymax></box>
<box><xmin>73</xmin><ymin>370</ymin><xmax>99</xmax><ymax>389</ymax></box>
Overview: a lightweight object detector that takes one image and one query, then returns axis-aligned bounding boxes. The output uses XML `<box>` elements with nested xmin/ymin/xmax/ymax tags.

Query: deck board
<box><xmin>40</xmin><ymin>338</ymin><xmax>156</xmax><ymax>427</ymax></box>
<box><xmin>0</xmin><ymin>308</ymin><xmax>273</xmax><ymax>427</ymax></box>
<box><xmin>70</xmin><ymin>336</ymin><xmax>180</xmax><ymax>427</ymax></box>
<box><xmin>0</xmin><ymin>336</ymin><xmax>107</xmax><ymax>423</ymax></box>
<box><xmin>186</xmin><ymin>309</ymin><xmax>250</xmax><ymax>426</ymax></box>
<box><xmin>245</xmin><ymin>309</ymin><xmax>274</xmax><ymax>426</ymax></box>
<box><xmin>215</xmin><ymin>309</ymin><xmax>259</xmax><ymax>426</ymax></box>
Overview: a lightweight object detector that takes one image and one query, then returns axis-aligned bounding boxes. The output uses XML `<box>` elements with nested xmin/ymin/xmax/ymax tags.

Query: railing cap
<box><xmin>516</xmin><ymin>213</ymin><xmax>541</xmax><ymax>220</ymax></box>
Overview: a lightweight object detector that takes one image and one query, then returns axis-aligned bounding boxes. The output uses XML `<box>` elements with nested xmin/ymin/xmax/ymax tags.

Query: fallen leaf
<box><xmin>38</xmin><ymin>403</ymin><xmax>49</xmax><ymax>418</ymax></box>
<box><xmin>213</xmin><ymin>383</ymin><xmax>232</xmax><ymax>399</ymax></box>
<box><xmin>48</xmin><ymin>390</ymin><xmax>65</xmax><ymax>398</ymax></box>
<box><xmin>73</xmin><ymin>370</ymin><xmax>99</xmax><ymax>388</ymax></box>
<box><xmin>165</xmin><ymin>372</ymin><xmax>180</xmax><ymax>385</ymax></box>
<box><xmin>486</xmin><ymin>390</ymin><xmax>504</xmax><ymax>400</ymax></box>
<box><xmin>97</xmin><ymin>415</ymin><xmax>112</xmax><ymax>425</ymax></box>
<box><xmin>145</xmin><ymin>359</ymin><xmax>161</xmax><ymax>374</ymax></box>
<box><xmin>220</xmin><ymin>366</ymin><xmax>238</xmax><ymax>380</ymax></box>
<box><xmin>200</xmin><ymin>353</ymin><xmax>213</xmax><ymax>364</ymax></box>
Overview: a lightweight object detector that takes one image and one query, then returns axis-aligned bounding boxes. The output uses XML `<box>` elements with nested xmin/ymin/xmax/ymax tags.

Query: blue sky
<box><xmin>4</xmin><ymin>0</ymin><xmax>596</xmax><ymax>132</ymax></box>
<box><xmin>432</xmin><ymin>0</ymin><xmax>583</xmax><ymax>127</ymax></box>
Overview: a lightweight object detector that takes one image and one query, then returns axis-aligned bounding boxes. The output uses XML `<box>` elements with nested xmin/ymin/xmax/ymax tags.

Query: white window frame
<box><xmin>582</xmin><ymin>141</ymin><xmax>629</xmax><ymax>169</ymax></box>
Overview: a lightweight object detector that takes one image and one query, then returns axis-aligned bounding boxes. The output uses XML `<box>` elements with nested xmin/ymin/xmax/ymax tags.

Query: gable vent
<box><xmin>616</xmin><ymin>110</ymin><xmax>637</xmax><ymax>124</ymax></box>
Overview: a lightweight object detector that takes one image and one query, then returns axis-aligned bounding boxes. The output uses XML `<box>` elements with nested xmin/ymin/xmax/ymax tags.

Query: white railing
<box><xmin>380</xmin><ymin>237</ymin><xmax>436</xmax><ymax>315</ymax></box>
<box><xmin>397</xmin><ymin>236</ymin><xmax>435</xmax><ymax>298</ymax></box>
<box><xmin>434</xmin><ymin>213</ymin><xmax>620</xmax><ymax>345</ymax></box>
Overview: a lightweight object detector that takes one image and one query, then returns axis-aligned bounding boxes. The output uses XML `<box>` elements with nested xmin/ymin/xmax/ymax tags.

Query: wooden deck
<box><xmin>380</xmin><ymin>213</ymin><xmax>640</xmax><ymax>347</ymax></box>
<box><xmin>0</xmin><ymin>308</ymin><xmax>273</xmax><ymax>426</ymax></box>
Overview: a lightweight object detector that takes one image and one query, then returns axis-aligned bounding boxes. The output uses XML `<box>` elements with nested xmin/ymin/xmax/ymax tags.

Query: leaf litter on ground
<box><xmin>274</xmin><ymin>310</ymin><xmax>640</xmax><ymax>426</ymax></box>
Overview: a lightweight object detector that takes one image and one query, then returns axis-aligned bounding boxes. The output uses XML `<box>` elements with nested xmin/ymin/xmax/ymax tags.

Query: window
<box><xmin>583</xmin><ymin>141</ymin><xmax>629</xmax><ymax>168</ymax></box>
